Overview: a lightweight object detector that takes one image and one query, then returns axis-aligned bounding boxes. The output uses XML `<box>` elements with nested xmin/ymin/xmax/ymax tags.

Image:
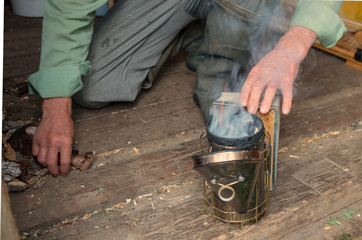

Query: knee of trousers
<box><xmin>196</xmin><ymin>93</ymin><xmax>217</xmax><ymax>122</ymax></box>
<box><xmin>72</xmin><ymin>90</ymin><xmax>109</xmax><ymax>109</ymax></box>
<box><xmin>197</xmin><ymin>0</ymin><xmax>279</xmax><ymax>62</ymax></box>
<box><xmin>214</xmin><ymin>0</ymin><xmax>280</xmax><ymax>22</ymax></box>
<box><xmin>194</xmin><ymin>58</ymin><xmax>236</xmax><ymax>121</ymax></box>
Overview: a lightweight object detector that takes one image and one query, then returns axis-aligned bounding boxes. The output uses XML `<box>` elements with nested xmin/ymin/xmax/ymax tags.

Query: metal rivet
<box><xmin>238</xmin><ymin>175</ymin><xmax>245</xmax><ymax>182</ymax></box>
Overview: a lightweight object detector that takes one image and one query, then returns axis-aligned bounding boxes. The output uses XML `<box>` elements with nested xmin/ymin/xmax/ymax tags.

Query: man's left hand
<box><xmin>241</xmin><ymin>26</ymin><xmax>317</xmax><ymax>115</ymax></box>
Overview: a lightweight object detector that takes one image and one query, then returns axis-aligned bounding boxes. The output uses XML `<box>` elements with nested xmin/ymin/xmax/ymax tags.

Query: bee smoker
<box><xmin>192</xmin><ymin>92</ymin><xmax>280</xmax><ymax>227</ymax></box>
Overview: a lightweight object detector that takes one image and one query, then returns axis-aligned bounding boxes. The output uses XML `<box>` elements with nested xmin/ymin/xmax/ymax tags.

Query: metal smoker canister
<box><xmin>193</xmin><ymin>114</ymin><xmax>270</xmax><ymax>224</ymax></box>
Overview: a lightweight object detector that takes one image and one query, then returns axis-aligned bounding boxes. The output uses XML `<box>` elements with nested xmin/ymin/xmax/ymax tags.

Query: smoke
<box><xmin>208</xmin><ymin>61</ymin><xmax>255</xmax><ymax>139</ymax></box>
<box><xmin>207</xmin><ymin>0</ymin><xmax>293</xmax><ymax>138</ymax></box>
<box><xmin>209</xmin><ymin>104</ymin><xmax>255</xmax><ymax>138</ymax></box>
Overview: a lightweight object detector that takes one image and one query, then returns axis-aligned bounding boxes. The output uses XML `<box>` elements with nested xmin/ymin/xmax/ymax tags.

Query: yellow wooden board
<box><xmin>339</xmin><ymin>1</ymin><xmax>362</xmax><ymax>23</ymax></box>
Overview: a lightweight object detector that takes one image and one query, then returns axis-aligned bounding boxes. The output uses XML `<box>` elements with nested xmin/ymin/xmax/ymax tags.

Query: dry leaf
<box><xmin>8</xmin><ymin>125</ymin><xmax>36</xmax><ymax>158</ymax></box>
<box><xmin>6</xmin><ymin>179</ymin><xmax>28</xmax><ymax>192</ymax></box>
<box><xmin>4</xmin><ymin>142</ymin><xmax>16</xmax><ymax>161</ymax></box>
<box><xmin>71</xmin><ymin>152</ymin><xmax>94</xmax><ymax>171</ymax></box>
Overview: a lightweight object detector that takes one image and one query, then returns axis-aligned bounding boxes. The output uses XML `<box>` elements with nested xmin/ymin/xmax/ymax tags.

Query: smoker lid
<box><xmin>192</xmin><ymin>150</ymin><xmax>262</xmax><ymax>168</ymax></box>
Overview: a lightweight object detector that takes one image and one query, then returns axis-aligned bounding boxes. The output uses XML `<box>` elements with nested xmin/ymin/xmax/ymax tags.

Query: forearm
<box><xmin>291</xmin><ymin>0</ymin><xmax>346</xmax><ymax>48</ymax></box>
<box><xmin>42</xmin><ymin>97</ymin><xmax>72</xmax><ymax>118</ymax></box>
<box><xmin>274</xmin><ymin>26</ymin><xmax>317</xmax><ymax>64</ymax></box>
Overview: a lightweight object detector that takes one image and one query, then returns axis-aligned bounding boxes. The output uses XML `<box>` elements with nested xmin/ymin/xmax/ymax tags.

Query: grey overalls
<box><xmin>73</xmin><ymin>0</ymin><xmax>280</xmax><ymax>121</ymax></box>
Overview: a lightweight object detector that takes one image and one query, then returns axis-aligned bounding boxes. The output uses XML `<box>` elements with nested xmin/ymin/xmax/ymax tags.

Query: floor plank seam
<box><xmin>22</xmin><ymin>179</ymin><xmax>201</xmax><ymax>237</ymax></box>
<box><xmin>291</xmin><ymin>174</ymin><xmax>323</xmax><ymax>196</ymax></box>
<box><xmin>323</xmin><ymin>157</ymin><xmax>355</xmax><ymax>177</ymax></box>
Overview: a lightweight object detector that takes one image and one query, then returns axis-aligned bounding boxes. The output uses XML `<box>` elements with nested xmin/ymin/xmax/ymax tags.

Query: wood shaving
<box><xmin>133</xmin><ymin>147</ymin><xmax>140</xmax><ymax>155</ymax></box>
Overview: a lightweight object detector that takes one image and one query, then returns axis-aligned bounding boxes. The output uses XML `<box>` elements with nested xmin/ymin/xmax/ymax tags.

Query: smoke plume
<box><xmin>208</xmin><ymin>0</ymin><xmax>306</xmax><ymax>138</ymax></box>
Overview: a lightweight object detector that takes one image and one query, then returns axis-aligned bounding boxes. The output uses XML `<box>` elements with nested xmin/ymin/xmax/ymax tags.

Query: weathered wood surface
<box><xmin>71</xmin><ymin>63</ymin><xmax>204</xmax><ymax>155</ymax></box>
<box><xmin>2</xmin><ymin>180</ymin><xmax>21</xmax><ymax>240</ymax></box>
<box><xmin>3</xmin><ymin>4</ymin><xmax>362</xmax><ymax>239</ymax></box>
<box><xmin>7</xmin><ymin>47</ymin><xmax>362</xmax><ymax>233</ymax></box>
<box><xmin>11</xmin><ymin>138</ymin><xmax>202</xmax><ymax>232</ymax></box>
<box><xmin>280</xmin><ymin>200</ymin><xmax>362</xmax><ymax>240</ymax></box>
<box><xmin>3</xmin><ymin>6</ymin><xmax>41</xmax><ymax>89</ymax></box>
<box><xmin>8</xmin><ymin>52</ymin><xmax>362</xmax><ymax>237</ymax></box>
<box><xmin>21</xmin><ymin>127</ymin><xmax>362</xmax><ymax>240</ymax></box>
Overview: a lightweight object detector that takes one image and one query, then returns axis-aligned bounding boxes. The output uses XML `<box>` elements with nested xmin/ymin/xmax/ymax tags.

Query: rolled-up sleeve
<box><xmin>290</xmin><ymin>0</ymin><xmax>346</xmax><ymax>48</ymax></box>
<box><xmin>28</xmin><ymin>0</ymin><xmax>107</xmax><ymax>98</ymax></box>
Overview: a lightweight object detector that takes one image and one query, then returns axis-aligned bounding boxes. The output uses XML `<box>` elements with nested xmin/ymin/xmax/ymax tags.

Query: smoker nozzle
<box><xmin>193</xmin><ymin>150</ymin><xmax>265</xmax><ymax>214</ymax></box>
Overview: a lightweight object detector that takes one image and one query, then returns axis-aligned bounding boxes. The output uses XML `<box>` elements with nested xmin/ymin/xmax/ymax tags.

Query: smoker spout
<box><xmin>193</xmin><ymin>150</ymin><xmax>265</xmax><ymax>214</ymax></box>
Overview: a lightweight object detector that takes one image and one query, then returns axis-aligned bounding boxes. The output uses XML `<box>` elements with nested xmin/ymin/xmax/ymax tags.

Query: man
<box><xmin>28</xmin><ymin>0</ymin><xmax>346</xmax><ymax>176</ymax></box>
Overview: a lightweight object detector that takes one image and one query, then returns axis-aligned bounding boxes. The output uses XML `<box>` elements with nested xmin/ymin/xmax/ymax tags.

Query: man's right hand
<box><xmin>32</xmin><ymin>97</ymin><xmax>74</xmax><ymax>176</ymax></box>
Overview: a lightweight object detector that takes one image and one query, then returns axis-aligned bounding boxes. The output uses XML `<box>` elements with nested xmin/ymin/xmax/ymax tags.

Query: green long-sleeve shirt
<box><xmin>28</xmin><ymin>0</ymin><xmax>346</xmax><ymax>99</ymax></box>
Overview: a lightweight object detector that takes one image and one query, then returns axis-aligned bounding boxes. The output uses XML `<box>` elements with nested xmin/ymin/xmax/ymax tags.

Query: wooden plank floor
<box><xmin>3</xmin><ymin>5</ymin><xmax>362</xmax><ymax>240</ymax></box>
